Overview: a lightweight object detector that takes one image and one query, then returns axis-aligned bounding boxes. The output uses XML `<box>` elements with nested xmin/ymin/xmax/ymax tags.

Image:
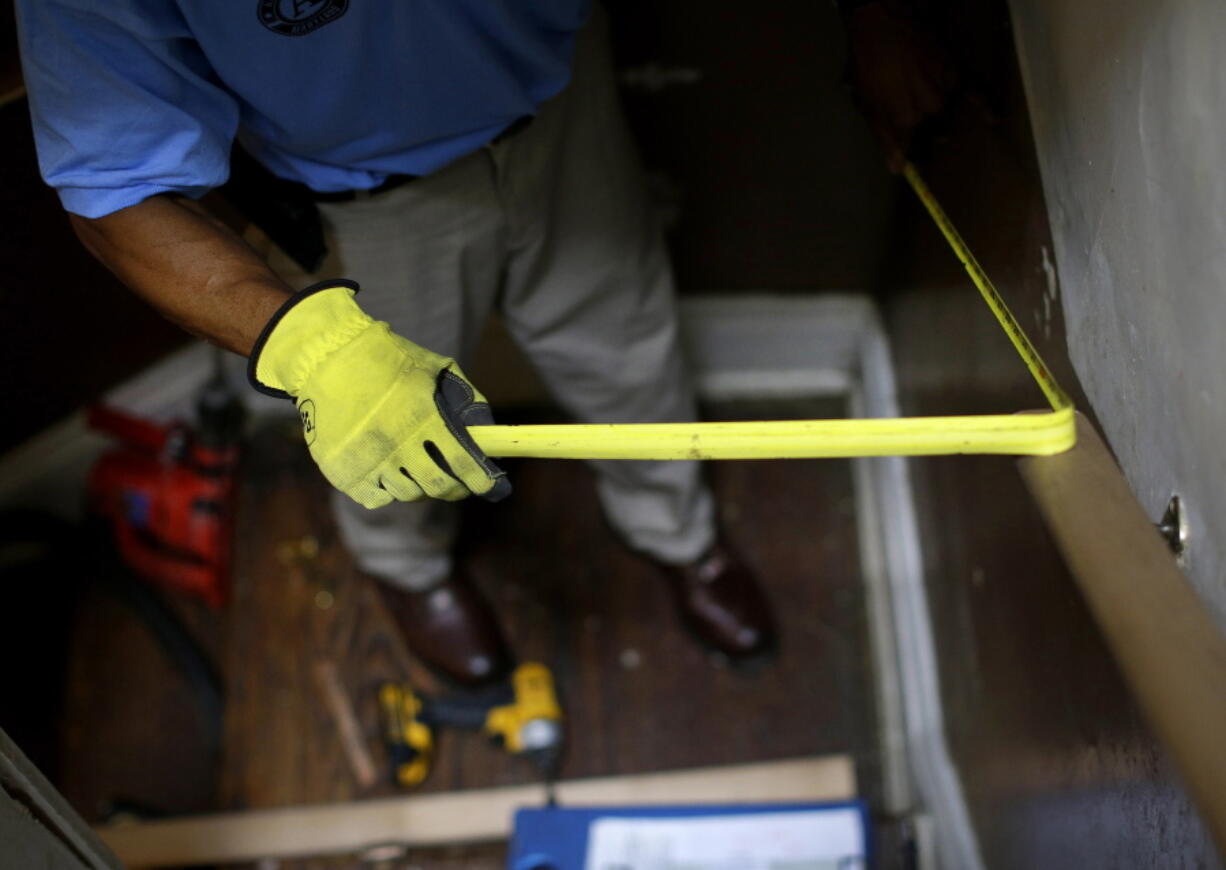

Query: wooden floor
<box><xmin>57</xmin><ymin>399</ymin><xmax>881</xmax><ymax>868</ymax></box>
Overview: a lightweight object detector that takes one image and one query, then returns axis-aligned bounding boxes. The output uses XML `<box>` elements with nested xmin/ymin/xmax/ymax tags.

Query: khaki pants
<box><xmin>267</xmin><ymin>11</ymin><xmax>714</xmax><ymax>590</ymax></box>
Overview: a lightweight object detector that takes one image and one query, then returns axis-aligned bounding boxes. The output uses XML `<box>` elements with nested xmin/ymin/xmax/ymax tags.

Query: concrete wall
<box><xmin>1010</xmin><ymin>0</ymin><xmax>1226</xmax><ymax>627</ymax></box>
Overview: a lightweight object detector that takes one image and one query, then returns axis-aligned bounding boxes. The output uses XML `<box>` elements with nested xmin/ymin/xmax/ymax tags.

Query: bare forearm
<box><xmin>69</xmin><ymin>195</ymin><xmax>291</xmax><ymax>355</ymax></box>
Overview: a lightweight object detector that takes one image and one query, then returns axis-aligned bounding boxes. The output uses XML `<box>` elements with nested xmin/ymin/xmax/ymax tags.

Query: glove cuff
<box><xmin>247</xmin><ymin>278</ymin><xmax>365</xmax><ymax>399</ymax></box>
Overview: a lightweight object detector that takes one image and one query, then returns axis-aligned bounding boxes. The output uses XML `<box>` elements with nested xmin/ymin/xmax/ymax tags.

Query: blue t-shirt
<box><xmin>16</xmin><ymin>0</ymin><xmax>592</xmax><ymax>218</ymax></box>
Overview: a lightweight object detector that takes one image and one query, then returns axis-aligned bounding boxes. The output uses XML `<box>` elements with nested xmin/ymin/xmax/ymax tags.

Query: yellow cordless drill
<box><xmin>379</xmin><ymin>662</ymin><xmax>563</xmax><ymax>789</ymax></box>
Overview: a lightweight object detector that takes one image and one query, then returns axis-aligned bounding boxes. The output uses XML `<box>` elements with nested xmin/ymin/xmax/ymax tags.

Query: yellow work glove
<box><xmin>247</xmin><ymin>280</ymin><xmax>511</xmax><ymax>508</ymax></box>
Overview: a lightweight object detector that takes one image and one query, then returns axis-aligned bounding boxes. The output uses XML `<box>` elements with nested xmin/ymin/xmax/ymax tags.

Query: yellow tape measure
<box><xmin>901</xmin><ymin>163</ymin><xmax>1072</xmax><ymax>413</ymax></box>
<box><xmin>470</xmin><ymin>163</ymin><xmax>1075</xmax><ymax>460</ymax></box>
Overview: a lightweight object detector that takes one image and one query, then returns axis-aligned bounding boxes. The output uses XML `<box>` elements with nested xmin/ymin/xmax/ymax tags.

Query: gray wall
<box><xmin>1010</xmin><ymin>0</ymin><xmax>1226</xmax><ymax>627</ymax></box>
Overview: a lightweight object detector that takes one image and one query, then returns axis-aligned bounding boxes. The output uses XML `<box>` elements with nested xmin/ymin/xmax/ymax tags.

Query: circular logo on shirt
<box><xmin>258</xmin><ymin>0</ymin><xmax>349</xmax><ymax>37</ymax></box>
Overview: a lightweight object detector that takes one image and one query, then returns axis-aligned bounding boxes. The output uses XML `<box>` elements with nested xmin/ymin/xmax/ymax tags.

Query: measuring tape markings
<box><xmin>470</xmin><ymin>164</ymin><xmax>1076</xmax><ymax>460</ymax></box>
<box><xmin>901</xmin><ymin>163</ymin><xmax>1073</xmax><ymax>413</ymax></box>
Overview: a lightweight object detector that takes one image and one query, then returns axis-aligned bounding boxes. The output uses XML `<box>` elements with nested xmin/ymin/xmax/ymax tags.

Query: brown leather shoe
<box><xmin>659</xmin><ymin>540</ymin><xmax>777</xmax><ymax>660</ymax></box>
<box><xmin>375</xmin><ymin>573</ymin><xmax>514</xmax><ymax>687</ymax></box>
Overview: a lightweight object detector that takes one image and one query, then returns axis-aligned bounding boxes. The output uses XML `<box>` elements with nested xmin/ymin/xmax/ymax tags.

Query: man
<box><xmin>17</xmin><ymin>1</ymin><xmax>947</xmax><ymax>687</ymax></box>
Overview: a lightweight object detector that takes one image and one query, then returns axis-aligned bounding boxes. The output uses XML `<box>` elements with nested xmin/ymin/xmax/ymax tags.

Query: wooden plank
<box><xmin>1018</xmin><ymin>412</ymin><xmax>1226</xmax><ymax>856</ymax></box>
<box><xmin>98</xmin><ymin>754</ymin><xmax>855</xmax><ymax>867</ymax></box>
<box><xmin>313</xmin><ymin>660</ymin><xmax>379</xmax><ymax>790</ymax></box>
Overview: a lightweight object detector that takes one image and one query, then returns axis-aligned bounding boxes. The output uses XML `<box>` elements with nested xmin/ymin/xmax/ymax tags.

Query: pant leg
<box><xmin>263</xmin><ymin>150</ymin><xmax>507</xmax><ymax>590</ymax></box>
<box><xmin>491</xmin><ymin>9</ymin><xmax>716</xmax><ymax>565</ymax></box>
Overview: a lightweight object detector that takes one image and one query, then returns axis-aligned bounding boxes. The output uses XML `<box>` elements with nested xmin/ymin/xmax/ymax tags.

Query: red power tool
<box><xmin>87</xmin><ymin>366</ymin><xmax>244</xmax><ymax>608</ymax></box>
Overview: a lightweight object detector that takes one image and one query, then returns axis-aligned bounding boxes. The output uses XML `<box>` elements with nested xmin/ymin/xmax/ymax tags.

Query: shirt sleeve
<box><xmin>15</xmin><ymin>0</ymin><xmax>240</xmax><ymax>218</ymax></box>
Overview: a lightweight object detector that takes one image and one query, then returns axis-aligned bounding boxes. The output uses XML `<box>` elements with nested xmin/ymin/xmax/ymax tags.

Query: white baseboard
<box><xmin>678</xmin><ymin>293</ymin><xmax>869</xmax><ymax>400</ymax></box>
<box><xmin>853</xmin><ymin>321</ymin><xmax>984</xmax><ymax>870</ymax></box>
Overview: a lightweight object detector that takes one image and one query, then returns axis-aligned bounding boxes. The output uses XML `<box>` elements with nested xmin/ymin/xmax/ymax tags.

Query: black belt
<box><xmin>309</xmin><ymin>115</ymin><xmax>535</xmax><ymax>204</ymax></box>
